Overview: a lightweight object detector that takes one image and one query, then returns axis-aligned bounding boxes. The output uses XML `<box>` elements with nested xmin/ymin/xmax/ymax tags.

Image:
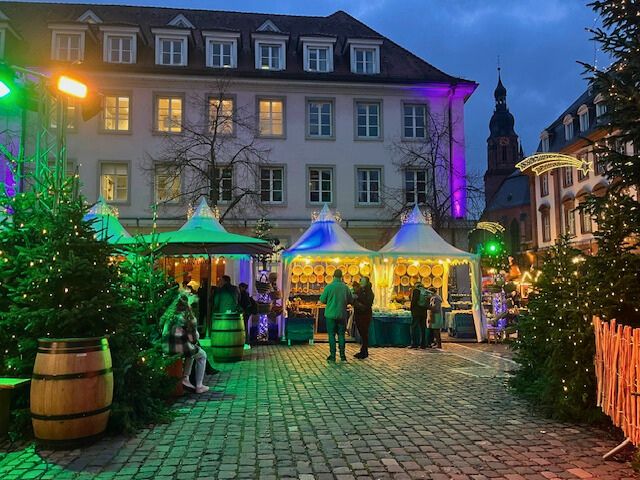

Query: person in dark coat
<box><xmin>212</xmin><ymin>275</ymin><xmax>240</xmax><ymax>314</ymax></box>
<box><xmin>353</xmin><ymin>276</ymin><xmax>375</xmax><ymax>359</ymax></box>
<box><xmin>409</xmin><ymin>282</ymin><xmax>430</xmax><ymax>349</ymax></box>
<box><xmin>238</xmin><ymin>282</ymin><xmax>257</xmax><ymax>345</ymax></box>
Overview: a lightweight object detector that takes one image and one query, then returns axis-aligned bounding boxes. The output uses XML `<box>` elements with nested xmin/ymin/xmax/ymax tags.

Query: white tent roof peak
<box><xmin>315</xmin><ymin>203</ymin><xmax>335</xmax><ymax>223</ymax></box>
<box><xmin>180</xmin><ymin>198</ymin><xmax>226</xmax><ymax>232</ymax></box>
<box><xmin>404</xmin><ymin>204</ymin><xmax>428</xmax><ymax>225</ymax></box>
<box><xmin>88</xmin><ymin>196</ymin><xmax>117</xmax><ymax>217</ymax></box>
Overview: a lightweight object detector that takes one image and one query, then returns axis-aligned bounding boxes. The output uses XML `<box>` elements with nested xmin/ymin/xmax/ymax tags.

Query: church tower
<box><xmin>484</xmin><ymin>69</ymin><xmax>522</xmax><ymax>204</ymax></box>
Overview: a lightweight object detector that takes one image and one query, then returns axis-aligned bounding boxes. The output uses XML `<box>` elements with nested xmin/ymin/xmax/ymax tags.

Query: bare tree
<box><xmin>147</xmin><ymin>77</ymin><xmax>271</xmax><ymax>222</ymax></box>
<box><xmin>387</xmin><ymin>109</ymin><xmax>484</xmax><ymax>230</ymax></box>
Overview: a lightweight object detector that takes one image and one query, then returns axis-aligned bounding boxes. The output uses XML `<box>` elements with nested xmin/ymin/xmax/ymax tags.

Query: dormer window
<box><xmin>50</xmin><ymin>26</ymin><xmax>87</xmax><ymax>62</ymax></box>
<box><xmin>204</xmin><ymin>31</ymin><xmax>239</xmax><ymax>68</ymax></box>
<box><xmin>301</xmin><ymin>37</ymin><xmax>336</xmax><ymax>73</ymax></box>
<box><xmin>577</xmin><ymin>104</ymin><xmax>589</xmax><ymax>132</ymax></box>
<box><xmin>100</xmin><ymin>26</ymin><xmax>138</xmax><ymax>64</ymax></box>
<box><xmin>540</xmin><ymin>131</ymin><xmax>550</xmax><ymax>152</ymax></box>
<box><xmin>563</xmin><ymin>115</ymin><xmax>574</xmax><ymax>141</ymax></box>
<box><xmin>253</xmin><ymin>34</ymin><xmax>287</xmax><ymax>71</ymax></box>
<box><xmin>77</xmin><ymin>10</ymin><xmax>102</xmax><ymax>24</ymax></box>
<box><xmin>594</xmin><ymin>94</ymin><xmax>608</xmax><ymax>119</ymax></box>
<box><xmin>348</xmin><ymin>39</ymin><xmax>382</xmax><ymax>74</ymax></box>
<box><xmin>167</xmin><ymin>14</ymin><xmax>195</xmax><ymax>30</ymax></box>
<box><xmin>153</xmin><ymin>29</ymin><xmax>189</xmax><ymax>66</ymax></box>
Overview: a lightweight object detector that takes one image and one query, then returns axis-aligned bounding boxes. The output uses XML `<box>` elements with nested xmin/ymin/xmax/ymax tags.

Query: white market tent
<box><xmin>378</xmin><ymin>205</ymin><xmax>486</xmax><ymax>342</ymax></box>
<box><xmin>281</xmin><ymin>204</ymin><xmax>375</xmax><ymax>301</ymax></box>
<box><xmin>83</xmin><ymin>196</ymin><xmax>133</xmax><ymax>245</ymax></box>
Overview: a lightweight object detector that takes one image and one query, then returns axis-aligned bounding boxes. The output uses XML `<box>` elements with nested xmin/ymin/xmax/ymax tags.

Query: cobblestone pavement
<box><xmin>1</xmin><ymin>343</ymin><xmax>637</xmax><ymax>479</ymax></box>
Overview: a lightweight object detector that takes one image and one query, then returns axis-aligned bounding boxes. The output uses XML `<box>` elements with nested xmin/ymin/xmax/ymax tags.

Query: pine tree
<box><xmin>581</xmin><ymin>0</ymin><xmax>640</xmax><ymax>326</ymax></box>
<box><xmin>511</xmin><ymin>237</ymin><xmax>603</xmax><ymax>422</ymax></box>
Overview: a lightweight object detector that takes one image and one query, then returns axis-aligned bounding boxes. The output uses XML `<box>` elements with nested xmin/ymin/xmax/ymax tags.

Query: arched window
<box><xmin>594</xmin><ymin>93</ymin><xmax>607</xmax><ymax>119</ymax></box>
<box><xmin>540</xmin><ymin>130</ymin><xmax>550</xmax><ymax>152</ymax></box>
<box><xmin>563</xmin><ymin>114</ymin><xmax>574</xmax><ymax>141</ymax></box>
<box><xmin>577</xmin><ymin>104</ymin><xmax>590</xmax><ymax>132</ymax></box>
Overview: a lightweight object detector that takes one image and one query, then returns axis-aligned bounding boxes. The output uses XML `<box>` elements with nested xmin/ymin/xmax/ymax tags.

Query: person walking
<box><xmin>319</xmin><ymin>269</ymin><xmax>353</xmax><ymax>362</ymax></box>
<box><xmin>353</xmin><ymin>276</ymin><xmax>374</xmax><ymax>359</ymax></box>
<box><xmin>427</xmin><ymin>289</ymin><xmax>443</xmax><ymax>349</ymax></box>
<box><xmin>409</xmin><ymin>282</ymin><xmax>430</xmax><ymax>349</ymax></box>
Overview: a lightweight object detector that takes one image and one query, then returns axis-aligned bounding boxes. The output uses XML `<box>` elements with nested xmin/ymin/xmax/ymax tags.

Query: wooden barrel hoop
<box><xmin>31</xmin><ymin>337</ymin><xmax>113</xmax><ymax>444</ymax></box>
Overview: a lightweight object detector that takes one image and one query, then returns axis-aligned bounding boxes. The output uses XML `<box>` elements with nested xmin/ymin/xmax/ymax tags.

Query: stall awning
<box><xmin>146</xmin><ymin>198</ymin><xmax>271</xmax><ymax>256</ymax></box>
<box><xmin>379</xmin><ymin>205</ymin><xmax>474</xmax><ymax>260</ymax></box>
<box><xmin>282</xmin><ymin>204</ymin><xmax>373</xmax><ymax>258</ymax></box>
<box><xmin>83</xmin><ymin>197</ymin><xmax>134</xmax><ymax>245</ymax></box>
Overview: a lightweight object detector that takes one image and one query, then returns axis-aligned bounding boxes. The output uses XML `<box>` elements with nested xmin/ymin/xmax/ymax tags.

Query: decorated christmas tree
<box><xmin>511</xmin><ymin>237</ymin><xmax>602</xmax><ymax>422</ymax></box>
<box><xmin>0</xmin><ymin>177</ymin><xmax>175</xmax><ymax>437</ymax></box>
<box><xmin>581</xmin><ymin>0</ymin><xmax>640</xmax><ymax>326</ymax></box>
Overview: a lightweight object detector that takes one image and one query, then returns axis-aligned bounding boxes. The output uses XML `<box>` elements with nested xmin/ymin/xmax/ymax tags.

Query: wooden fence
<box><xmin>593</xmin><ymin>317</ymin><xmax>640</xmax><ymax>446</ymax></box>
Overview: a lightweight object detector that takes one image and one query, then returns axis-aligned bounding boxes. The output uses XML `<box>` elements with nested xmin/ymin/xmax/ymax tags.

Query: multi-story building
<box><xmin>480</xmin><ymin>71</ymin><xmax>532</xmax><ymax>259</ymax></box>
<box><xmin>530</xmin><ymin>86</ymin><xmax>610</xmax><ymax>255</ymax></box>
<box><xmin>0</xmin><ymin>2</ymin><xmax>477</xmax><ymax>249</ymax></box>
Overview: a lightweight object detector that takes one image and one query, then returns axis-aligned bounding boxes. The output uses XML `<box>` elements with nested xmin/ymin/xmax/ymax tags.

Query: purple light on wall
<box><xmin>404</xmin><ymin>83</ymin><xmax>477</xmax><ymax>219</ymax></box>
<box><xmin>0</xmin><ymin>155</ymin><xmax>16</xmax><ymax>198</ymax></box>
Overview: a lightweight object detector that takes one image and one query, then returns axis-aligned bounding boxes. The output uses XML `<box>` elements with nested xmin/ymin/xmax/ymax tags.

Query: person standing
<box><xmin>238</xmin><ymin>282</ymin><xmax>257</xmax><ymax>345</ymax></box>
<box><xmin>319</xmin><ymin>269</ymin><xmax>353</xmax><ymax>362</ymax></box>
<box><xmin>427</xmin><ymin>289</ymin><xmax>443</xmax><ymax>349</ymax></box>
<box><xmin>353</xmin><ymin>276</ymin><xmax>374</xmax><ymax>359</ymax></box>
<box><xmin>409</xmin><ymin>282</ymin><xmax>430</xmax><ymax>349</ymax></box>
<box><xmin>212</xmin><ymin>275</ymin><xmax>240</xmax><ymax>314</ymax></box>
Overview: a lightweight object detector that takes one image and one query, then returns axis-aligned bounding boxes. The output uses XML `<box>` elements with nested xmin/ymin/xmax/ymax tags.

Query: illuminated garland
<box><xmin>516</xmin><ymin>153</ymin><xmax>592</xmax><ymax>176</ymax></box>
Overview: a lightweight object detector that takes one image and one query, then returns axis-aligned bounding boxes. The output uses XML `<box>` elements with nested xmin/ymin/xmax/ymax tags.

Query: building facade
<box><xmin>480</xmin><ymin>72</ymin><xmax>532</xmax><ymax>259</ymax></box>
<box><xmin>0</xmin><ymin>2</ymin><xmax>477</xmax><ymax>250</ymax></box>
<box><xmin>531</xmin><ymin>87</ymin><xmax>610</xmax><ymax>255</ymax></box>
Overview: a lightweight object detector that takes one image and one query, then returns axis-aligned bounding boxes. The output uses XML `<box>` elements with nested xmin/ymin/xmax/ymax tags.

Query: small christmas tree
<box><xmin>511</xmin><ymin>236</ymin><xmax>602</xmax><ymax>422</ymax></box>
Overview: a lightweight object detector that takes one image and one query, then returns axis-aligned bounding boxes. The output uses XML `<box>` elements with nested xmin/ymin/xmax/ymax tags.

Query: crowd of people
<box><xmin>318</xmin><ymin>269</ymin><xmax>444</xmax><ymax>362</ymax></box>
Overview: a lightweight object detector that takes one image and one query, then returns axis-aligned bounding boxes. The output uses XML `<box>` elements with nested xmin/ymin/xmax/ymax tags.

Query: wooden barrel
<box><xmin>31</xmin><ymin>337</ymin><xmax>113</xmax><ymax>444</ymax></box>
<box><xmin>210</xmin><ymin>313</ymin><xmax>245</xmax><ymax>362</ymax></box>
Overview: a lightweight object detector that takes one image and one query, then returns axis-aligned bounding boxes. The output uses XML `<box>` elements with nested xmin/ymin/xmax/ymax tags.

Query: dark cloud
<box><xmin>29</xmin><ymin>0</ymin><xmax>600</xmax><ymax>174</ymax></box>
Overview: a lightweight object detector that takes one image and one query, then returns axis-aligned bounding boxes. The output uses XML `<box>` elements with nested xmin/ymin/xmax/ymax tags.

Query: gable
<box><xmin>257</xmin><ymin>20</ymin><xmax>280</xmax><ymax>33</ymax></box>
<box><xmin>168</xmin><ymin>14</ymin><xmax>195</xmax><ymax>29</ymax></box>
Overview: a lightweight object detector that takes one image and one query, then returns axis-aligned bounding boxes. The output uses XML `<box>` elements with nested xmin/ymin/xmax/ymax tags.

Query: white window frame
<box><xmin>51</xmin><ymin>29</ymin><xmax>86</xmax><ymax>62</ymax></box>
<box><xmin>214</xmin><ymin>166</ymin><xmax>233</xmax><ymax>204</ymax></box>
<box><xmin>208</xmin><ymin>96</ymin><xmax>235</xmax><ymax>136</ymax></box>
<box><xmin>257</xmin><ymin>97</ymin><xmax>285</xmax><ymax>138</ymax></box>
<box><xmin>578</xmin><ymin>105</ymin><xmax>589</xmax><ymax>132</ymax></box>
<box><xmin>101</xmin><ymin>93</ymin><xmax>131</xmax><ymax>133</ymax></box>
<box><xmin>301</xmin><ymin>37</ymin><xmax>335</xmax><ymax>73</ymax></box>
<box><xmin>348</xmin><ymin>39</ymin><xmax>382</xmax><ymax>74</ymax></box>
<box><xmin>100</xmin><ymin>162</ymin><xmax>129</xmax><ymax>204</ymax></box>
<box><xmin>101</xmin><ymin>28</ymin><xmax>138</xmax><ymax>64</ymax></box>
<box><xmin>404</xmin><ymin>169</ymin><xmax>429</xmax><ymax>205</ymax></box>
<box><xmin>253</xmin><ymin>35</ymin><xmax>287</xmax><ymax>71</ymax></box>
<box><xmin>564</xmin><ymin>202</ymin><xmax>576</xmax><ymax>236</ymax></box>
<box><xmin>356</xmin><ymin>167</ymin><xmax>382</xmax><ymax>206</ymax></box>
<box><xmin>596</xmin><ymin>101</ymin><xmax>607</xmax><ymax>118</ymax></box>
<box><xmin>307</xmin><ymin>167</ymin><xmax>334</xmax><ymax>205</ymax></box>
<box><xmin>540</xmin><ymin>132</ymin><xmax>550</xmax><ymax>153</ymax></box>
<box><xmin>204</xmin><ymin>31</ymin><xmax>239</xmax><ymax>68</ymax></box>
<box><xmin>540</xmin><ymin>172</ymin><xmax>549</xmax><ymax>197</ymax></box>
<box><xmin>154</xmin><ymin>94</ymin><xmax>183</xmax><ymax>133</ymax></box>
<box><xmin>402</xmin><ymin>103</ymin><xmax>428</xmax><ymax>139</ymax></box>
<box><xmin>50</xmin><ymin>100</ymin><xmax>78</xmax><ymax>131</ymax></box>
<box><xmin>541</xmin><ymin>209</ymin><xmax>551</xmax><ymax>242</ymax></box>
<box><xmin>562</xmin><ymin>166</ymin><xmax>573</xmax><ymax>188</ymax></box>
<box><xmin>563</xmin><ymin>115</ymin><xmax>574</xmax><ymax>141</ymax></box>
<box><xmin>355</xmin><ymin>101</ymin><xmax>382</xmax><ymax>140</ymax></box>
<box><xmin>154</xmin><ymin>164</ymin><xmax>181</xmax><ymax>204</ymax></box>
<box><xmin>153</xmin><ymin>29</ymin><xmax>188</xmax><ymax>66</ymax></box>
<box><xmin>306</xmin><ymin>99</ymin><xmax>334</xmax><ymax>139</ymax></box>
<box><xmin>260</xmin><ymin>166</ymin><xmax>285</xmax><ymax>205</ymax></box>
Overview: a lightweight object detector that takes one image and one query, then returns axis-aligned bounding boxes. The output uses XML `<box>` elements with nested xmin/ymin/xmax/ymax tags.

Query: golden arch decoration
<box><xmin>516</xmin><ymin>153</ymin><xmax>592</xmax><ymax>176</ymax></box>
<box><xmin>475</xmin><ymin>222</ymin><xmax>505</xmax><ymax>235</ymax></box>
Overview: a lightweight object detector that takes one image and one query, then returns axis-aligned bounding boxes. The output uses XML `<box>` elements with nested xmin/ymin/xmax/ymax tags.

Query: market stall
<box><xmin>377</xmin><ymin>205</ymin><xmax>486</xmax><ymax>342</ymax></box>
<box><xmin>282</xmin><ymin>205</ymin><xmax>375</xmax><ymax>339</ymax></box>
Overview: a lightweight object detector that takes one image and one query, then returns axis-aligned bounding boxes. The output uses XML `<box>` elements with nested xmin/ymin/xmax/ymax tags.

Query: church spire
<box><xmin>494</xmin><ymin>67</ymin><xmax>507</xmax><ymax>110</ymax></box>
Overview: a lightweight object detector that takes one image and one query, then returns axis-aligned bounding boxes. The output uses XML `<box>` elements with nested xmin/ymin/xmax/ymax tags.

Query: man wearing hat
<box><xmin>319</xmin><ymin>269</ymin><xmax>353</xmax><ymax>362</ymax></box>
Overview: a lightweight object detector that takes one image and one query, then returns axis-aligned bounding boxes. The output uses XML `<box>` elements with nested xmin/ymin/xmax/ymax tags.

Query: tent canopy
<box><xmin>283</xmin><ymin>204</ymin><xmax>373</xmax><ymax>259</ymax></box>
<box><xmin>83</xmin><ymin>197</ymin><xmax>134</xmax><ymax>245</ymax></box>
<box><xmin>379</xmin><ymin>205</ymin><xmax>474</xmax><ymax>260</ymax></box>
<box><xmin>148</xmin><ymin>198</ymin><xmax>271</xmax><ymax>256</ymax></box>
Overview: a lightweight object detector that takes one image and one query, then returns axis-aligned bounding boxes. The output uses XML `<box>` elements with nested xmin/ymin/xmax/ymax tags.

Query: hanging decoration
<box><xmin>516</xmin><ymin>153</ymin><xmax>592</xmax><ymax>176</ymax></box>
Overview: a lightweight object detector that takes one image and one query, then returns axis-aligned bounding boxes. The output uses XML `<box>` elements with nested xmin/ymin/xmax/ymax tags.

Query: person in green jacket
<box><xmin>319</xmin><ymin>269</ymin><xmax>353</xmax><ymax>362</ymax></box>
<box><xmin>212</xmin><ymin>275</ymin><xmax>240</xmax><ymax>314</ymax></box>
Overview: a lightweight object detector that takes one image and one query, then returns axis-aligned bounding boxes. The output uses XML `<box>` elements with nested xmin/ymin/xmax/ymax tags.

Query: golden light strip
<box><xmin>516</xmin><ymin>153</ymin><xmax>592</xmax><ymax>176</ymax></box>
<box><xmin>476</xmin><ymin>222</ymin><xmax>505</xmax><ymax>234</ymax></box>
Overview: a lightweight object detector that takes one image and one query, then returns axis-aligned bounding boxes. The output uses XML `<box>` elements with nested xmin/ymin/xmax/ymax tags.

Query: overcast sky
<box><xmin>20</xmin><ymin>0</ymin><xmax>601</xmax><ymax>175</ymax></box>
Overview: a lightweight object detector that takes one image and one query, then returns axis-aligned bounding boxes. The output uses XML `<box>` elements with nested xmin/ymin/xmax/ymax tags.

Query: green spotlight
<box><xmin>0</xmin><ymin>80</ymin><xmax>10</xmax><ymax>98</ymax></box>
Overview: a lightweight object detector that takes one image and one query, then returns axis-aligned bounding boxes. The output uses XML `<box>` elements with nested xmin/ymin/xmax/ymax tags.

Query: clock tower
<box><xmin>484</xmin><ymin>69</ymin><xmax>522</xmax><ymax>204</ymax></box>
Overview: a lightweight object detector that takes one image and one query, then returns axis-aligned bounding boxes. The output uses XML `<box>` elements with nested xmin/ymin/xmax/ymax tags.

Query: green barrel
<box><xmin>210</xmin><ymin>313</ymin><xmax>245</xmax><ymax>362</ymax></box>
